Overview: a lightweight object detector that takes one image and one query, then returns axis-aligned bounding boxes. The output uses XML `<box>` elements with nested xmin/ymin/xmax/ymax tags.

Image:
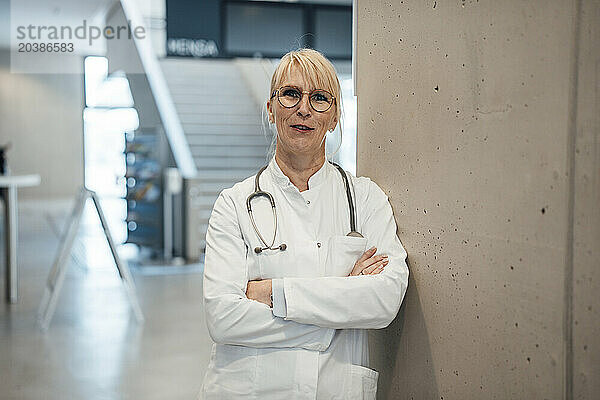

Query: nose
<box><xmin>296</xmin><ymin>93</ymin><xmax>311</xmax><ymax>118</ymax></box>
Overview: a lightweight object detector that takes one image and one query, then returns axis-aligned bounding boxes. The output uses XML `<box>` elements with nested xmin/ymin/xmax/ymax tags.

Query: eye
<box><xmin>282</xmin><ymin>88</ymin><xmax>300</xmax><ymax>98</ymax></box>
<box><xmin>312</xmin><ymin>93</ymin><xmax>328</xmax><ymax>102</ymax></box>
<box><xmin>311</xmin><ymin>91</ymin><xmax>332</xmax><ymax>104</ymax></box>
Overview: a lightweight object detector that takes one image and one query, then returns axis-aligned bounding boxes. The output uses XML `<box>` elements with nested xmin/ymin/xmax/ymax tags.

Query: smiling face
<box><xmin>267</xmin><ymin>64</ymin><xmax>338</xmax><ymax>158</ymax></box>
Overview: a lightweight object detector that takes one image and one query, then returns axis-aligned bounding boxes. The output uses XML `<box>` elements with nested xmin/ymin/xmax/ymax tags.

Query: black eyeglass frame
<box><xmin>270</xmin><ymin>86</ymin><xmax>336</xmax><ymax>113</ymax></box>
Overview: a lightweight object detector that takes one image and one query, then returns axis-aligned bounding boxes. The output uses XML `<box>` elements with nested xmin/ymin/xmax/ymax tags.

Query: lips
<box><xmin>290</xmin><ymin>124</ymin><xmax>314</xmax><ymax>132</ymax></box>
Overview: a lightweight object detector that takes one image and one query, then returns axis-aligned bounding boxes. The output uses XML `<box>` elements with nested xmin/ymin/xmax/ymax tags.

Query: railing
<box><xmin>119</xmin><ymin>0</ymin><xmax>197</xmax><ymax>179</ymax></box>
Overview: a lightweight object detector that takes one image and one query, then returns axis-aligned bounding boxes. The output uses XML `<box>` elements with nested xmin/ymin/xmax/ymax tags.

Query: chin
<box><xmin>278</xmin><ymin>134</ymin><xmax>323</xmax><ymax>155</ymax></box>
<box><xmin>280</xmin><ymin>141</ymin><xmax>314</xmax><ymax>155</ymax></box>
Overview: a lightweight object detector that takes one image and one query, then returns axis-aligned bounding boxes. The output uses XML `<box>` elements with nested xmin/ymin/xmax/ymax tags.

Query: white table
<box><xmin>0</xmin><ymin>174</ymin><xmax>41</xmax><ymax>303</ymax></box>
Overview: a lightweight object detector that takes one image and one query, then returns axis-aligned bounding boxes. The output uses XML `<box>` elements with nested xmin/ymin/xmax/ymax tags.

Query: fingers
<box><xmin>352</xmin><ymin>254</ymin><xmax>388</xmax><ymax>276</ymax></box>
<box><xmin>363</xmin><ymin>254</ymin><xmax>389</xmax><ymax>268</ymax></box>
<box><xmin>356</xmin><ymin>246</ymin><xmax>377</xmax><ymax>264</ymax></box>
<box><xmin>350</xmin><ymin>248</ymin><xmax>376</xmax><ymax>276</ymax></box>
<box><xmin>351</xmin><ymin>247</ymin><xmax>391</xmax><ymax>276</ymax></box>
<box><xmin>360</xmin><ymin>258</ymin><xmax>389</xmax><ymax>275</ymax></box>
<box><xmin>245</xmin><ymin>280</ymin><xmax>262</xmax><ymax>300</ymax></box>
<box><xmin>245</xmin><ymin>280</ymin><xmax>255</xmax><ymax>298</ymax></box>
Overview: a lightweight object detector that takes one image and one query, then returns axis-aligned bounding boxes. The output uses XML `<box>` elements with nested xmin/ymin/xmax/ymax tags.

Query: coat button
<box><xmin>317</xmin><ymin>242</ymin><xmax>321</xmax><ymax>248</ymax></box>
<box><xmin>306</xmin><ymin>200</ymin><xmax>310</xmax><ymax>205</ymax></box>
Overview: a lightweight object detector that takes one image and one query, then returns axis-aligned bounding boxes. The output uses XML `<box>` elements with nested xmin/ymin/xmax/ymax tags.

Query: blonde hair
<box><xmin>265</xmin><ymin>48</ymin><xmax>344</xmax><ymax>160</ymax></box>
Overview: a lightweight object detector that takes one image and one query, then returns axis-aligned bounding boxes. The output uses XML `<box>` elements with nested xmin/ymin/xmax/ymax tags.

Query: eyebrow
<box><xmin>281</xmin><ymin>85</ymin><xmax>325</xmax><ymax>92</ymax></box>
<box><xmin>282</xmin><ymin>85</ymin><xmax>307</xmax><ymax>90</ymax></box>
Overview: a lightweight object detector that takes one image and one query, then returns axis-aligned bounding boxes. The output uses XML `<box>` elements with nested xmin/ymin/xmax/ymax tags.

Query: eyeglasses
<box><xmin>271</xmin><ymin>86</ymin><xmax>335</xmax><ymax>113</ymax></box>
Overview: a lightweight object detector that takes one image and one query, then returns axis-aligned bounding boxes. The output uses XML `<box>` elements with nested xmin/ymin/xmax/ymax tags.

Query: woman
<box><xmin>201</xmin><ymin>48</ymin><xmax>409</xmax><ymax>399</ymax></box>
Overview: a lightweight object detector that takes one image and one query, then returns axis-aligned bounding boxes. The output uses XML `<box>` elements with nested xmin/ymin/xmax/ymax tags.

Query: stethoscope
<box><xmin>246</xmin><ymin>161</ymin><xmax>362</xmax><ymax>254</ymax></box>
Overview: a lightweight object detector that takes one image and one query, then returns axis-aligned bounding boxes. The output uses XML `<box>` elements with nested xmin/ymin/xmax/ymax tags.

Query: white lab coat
<box><xmin>200</xmin><ymin>157</ymin><xmax>409</xmax><ymax>399</ymax></box>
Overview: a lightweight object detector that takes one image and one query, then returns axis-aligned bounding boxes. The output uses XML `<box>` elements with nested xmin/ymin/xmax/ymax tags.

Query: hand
<box><xmin>349</xmin><ymin>246</ymin><xmax>388</xmax><ymax>276</ymax></box>
<box><xmin>246</xmin><ymin>279</ymin><xmax>272</xmax><ymax>307</ymax></box>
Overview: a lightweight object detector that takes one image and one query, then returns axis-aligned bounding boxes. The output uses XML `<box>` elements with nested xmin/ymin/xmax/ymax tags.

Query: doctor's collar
<box><xmin>267</xmin><ymin>156</ymin><xmax>331</xmax><ymax>189</ymax></box>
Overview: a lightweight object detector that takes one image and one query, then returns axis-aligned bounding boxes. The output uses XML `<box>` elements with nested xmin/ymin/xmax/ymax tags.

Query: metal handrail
<box><xmin>119</xmin><ymin>0</ymin><xmax>197</xmax><ymax>179</ymax></box>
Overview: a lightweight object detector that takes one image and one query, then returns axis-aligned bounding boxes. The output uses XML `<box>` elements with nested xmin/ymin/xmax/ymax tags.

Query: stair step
<box><xmin>175</xmin><ymin>103</ymin><xmax>262</xmax><ymax>115</ymax></box>
<box><xmin>161</xmin><ymin>59</ymin><xmax>239</xmax><ymax>71</ymax></box>
<box><xmin>192</xmin><ymin>169</ymin><xmax>253</xmax><ymax>181</ymax></box>
<box><xmin>186</xmin><ymin>134</ymin><xmax>271</xmax><ymax>146</ymax></box>
<box><xmin>178</xmin><ymin>113</ymin><xmax>263</xmax><ymax>125</ymax></box>
<box><xmin>182</xmin><ymin>124</ymin><xmax>266</xmax><ymax>135</ymax></box>
<box><xmin>190</xmin><ymin>145</ymin><xmax>268</xmax><ymax>158</ymax></box>
<box><xmin>193</xmin><ymin>156</ymin><xmax>266</xmax><ymax>170</ymax></box>
<box><xmin>171</xmin><ymin>93</ymin><xmax>253</xmax><ymax>105</ymax></box>
<box><xmin>166</xmin><ymin>81</ymin><xmax>249</xmax><ymax>91</ymax></box>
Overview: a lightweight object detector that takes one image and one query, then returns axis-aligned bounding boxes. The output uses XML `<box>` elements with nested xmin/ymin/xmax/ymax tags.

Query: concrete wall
<box><xmin>0</xmin><ymin>48</ymin><xmax>84</xmax><ymax>199</ymax></box>
<box><xmin>571</xmin><ymin>1</ymin><xmax>599</xmax><ymax>398</ymax></box>
<box><xmin>356</xmin><ymin>1</ymin><xmax>599</xmax><ymax>399</ymax></box>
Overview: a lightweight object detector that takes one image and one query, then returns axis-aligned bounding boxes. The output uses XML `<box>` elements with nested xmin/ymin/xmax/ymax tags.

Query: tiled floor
<box><xmin>0</xmin><ymin>199</ymin><xmax>211</xmax><ymax>400</ymax></box>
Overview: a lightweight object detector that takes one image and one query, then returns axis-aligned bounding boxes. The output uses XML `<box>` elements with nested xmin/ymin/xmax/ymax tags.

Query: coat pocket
<box><xmin>257</xmin><ymin>244</ymin><xmax>302</xmax><ymax>278</ymax></box>
<box><xmin>349</xmin><ymin>364</ymin><xmax>379</xmax><ymax>400</ymax></box>
<box><xmin>202</xmin><ymin>344</ymin><xmax>258</xmax><ymax>397</ymax></box>
<box><xmin>325</xmin><ymin>235</ymin><xmax>368</xmax><ymax>277</ymax></box>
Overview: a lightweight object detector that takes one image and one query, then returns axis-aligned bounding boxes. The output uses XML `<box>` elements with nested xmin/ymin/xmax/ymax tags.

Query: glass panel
<box><xmin>314</xmin><ymin>8</ymin><xmax>352</xmax><ymax>58</ymax></box>
<box><xmin>225</xmin><ymin>3</ymin><xmax>304</xmax><ymax>56</ymax></box>
<box><xmin>326</xmin><ymin>74</ymin><xmax>356</xmax><ymax>175</ymax></box>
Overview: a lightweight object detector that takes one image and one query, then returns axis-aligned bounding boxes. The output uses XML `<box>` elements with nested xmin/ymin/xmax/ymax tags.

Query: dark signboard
<box><xmin>166</xmin><ymin>0</ymin><xmax>351</xmax><ymax>59</ymax></box>
<box><xmin>166</xmin><ymin>0</ymin><xmax>221</xmax><ymax>57</ymax></box>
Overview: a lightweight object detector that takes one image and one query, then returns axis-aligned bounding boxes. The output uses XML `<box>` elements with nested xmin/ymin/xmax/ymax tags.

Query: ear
<box><xmin>330</xmin><ymin>116</ymin><xmax>338</xmax><ymax>132</ymax></box>
<box><xmin>266</xmin><ymin>101</ymin><xmax>274</xmax><ymax>124</ymax></box>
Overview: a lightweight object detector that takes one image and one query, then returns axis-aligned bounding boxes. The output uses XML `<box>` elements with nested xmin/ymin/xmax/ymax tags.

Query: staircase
<box><xmin>160</xmin><ymin>58</ymin><xmax>273</xmax><ymax>259</ymax></box>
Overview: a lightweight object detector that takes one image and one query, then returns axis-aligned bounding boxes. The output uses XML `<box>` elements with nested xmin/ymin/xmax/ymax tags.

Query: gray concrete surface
<box><xmin>0</xmin><ymin>200</ymin><xmax>211</xmax><ymax>399</ymax></box>
<box><xmin>570</xmin><ymin>1</ymin><xmax>599</xmax><ymax>398</ymax></box>
<box><xmin>357</xmin><ymin>0</ymin><xmax>599</xmax><ymax>398</ymax></box>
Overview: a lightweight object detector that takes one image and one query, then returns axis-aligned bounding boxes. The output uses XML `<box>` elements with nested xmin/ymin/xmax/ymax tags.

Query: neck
<box><xmin>275</xmin><ymin>150</ymin><xmax>325</xmax><ymax>192</ymax></box>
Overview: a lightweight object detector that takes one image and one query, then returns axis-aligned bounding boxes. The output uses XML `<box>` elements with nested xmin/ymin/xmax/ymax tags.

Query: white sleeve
<box><xmin>279</xmin><ymin>179</ymin><xmax>409</xmax><ymax>329</ymax></box>
<box><xmin>271</xmin><ymin>278</ymin><xmax>287</xmax><ymax>317</ymax></box>
<box><xmin>202</xmin><ymin>190</ymin><xmax>336</xmax><ymax>350</ymax></box>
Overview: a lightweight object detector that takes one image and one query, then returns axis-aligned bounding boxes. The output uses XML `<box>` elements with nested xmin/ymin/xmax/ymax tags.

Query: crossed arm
<box><xmin>245</xmin><ymin>246</ymin><xmax>389</xmax><ymax>307</ymax></box>
<box><xmin>203</xmin><ymin>192</ymin><xmax>335</xmax><ymax>350</ymax></box>
<box><xmin>203</xmin><ymin>183</ymin><xmax>409</xmax><ymax>349</ymax></box>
